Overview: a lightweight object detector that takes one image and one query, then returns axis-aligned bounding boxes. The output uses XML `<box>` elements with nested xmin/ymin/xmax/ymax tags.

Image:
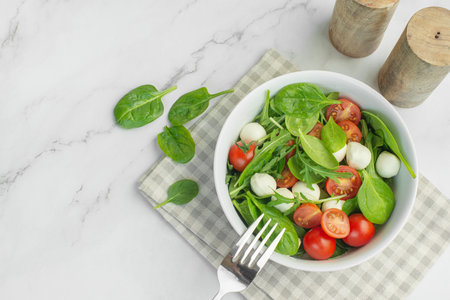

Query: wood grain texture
<box><xmin>378</xmin><ymin>7</ymin><xmax>450</xmax><ymax>108</ymax></box>
<box><xmin>329</xmin><ymin>0</ymin><xmax>399</xmax><ymax>58</ymax></box>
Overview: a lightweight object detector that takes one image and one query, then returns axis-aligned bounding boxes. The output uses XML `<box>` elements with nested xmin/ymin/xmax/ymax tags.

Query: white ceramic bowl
<box><xmin>214</xmin><ymin>71</ymin><xmax>418</xmax><ymax>272</ymax></box>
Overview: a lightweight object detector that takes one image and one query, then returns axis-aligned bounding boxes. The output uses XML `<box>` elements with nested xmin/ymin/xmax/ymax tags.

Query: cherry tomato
<box><xmin>276</xmin><ymin>165</ymin><xmax>298</xmax><ymax>188</ymax></box>
<box><xmin>228</xmin><ymin>141</ymin><xmax>256</xmax><ymax>172</ymax></box>
<box><xmin>326</xmin><ymin>99</ymin><xmax>361</xmax><ymax>125</ymax></box>
<box><xmin>307</xmin><ymin>122</ymin><xmax>324</xmax><ymax>139</ymax></box>
<box><xmin>338</xmin><ymin>120</ymin><xmax>362</xmax><ymax>143</ymax></box>
<box><xmin>293</xmin><ymin>203</ymin><xmax>322</xmax><ymax>228</ymax></box>
<box><xmin>321</xmin><ymin>208</ymin><xmax>350</xmax><ymax>238</ymax></box>
<box><xmin>285</xmin><ymin>140</ymin><xmax>296</xmax><ymax>161</ymax></box>
<box><xmin>303</xmin><ymin>227</ymin><xmax>336</xmax><ymax>260</ymax></box>
<box><xmin>326</xmin><ymin>165</ymin><xmax>361</xmax><ymax>200</ymax></box>
<box><xmin>343</xmin><ymin>213</ymin><xmax>375</xmax><ymax>247</ymax></box>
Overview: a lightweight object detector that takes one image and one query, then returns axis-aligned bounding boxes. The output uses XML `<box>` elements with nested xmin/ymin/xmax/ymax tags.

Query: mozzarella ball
<box><xmin>376</xmin><ymin>151</ymin><xmax>401</xmax><ymax>178</ymax></box>
<box><xmin>271</xmin><ymin>188</ymin><xmax>294</xmax><ymax>213</ymax></box>
<box><xmin>332</xmin><ymin>144</ymin><xmax>347</xmax><ymax>162</ymax></box>
<box><xmin>250</xmin><ymin>173</ymin><xmax>276</xmax><ymax>197</ymax></box>
<box><xmin>240</xmin><ymin>122</ymin><xmax>266</xmax><ymax>145</ymax></box>
<box><xmin>292</xmin><ymin>182</ymin><xmax>320</xmax><ymax>200</ymax></box>
<box><xmin>346</xmin><ymin>142</ymin><xmax>371</xmax><ymax>170</ymax></box>
<box><xmin>321</xmin><ymin>200</ymin><xmax>345</xmax><ymax>212</ymax></box>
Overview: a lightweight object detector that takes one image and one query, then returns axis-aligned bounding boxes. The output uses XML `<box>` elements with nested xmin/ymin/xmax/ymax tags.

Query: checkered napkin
<box><xmin>139</xmin><ymin>49</ymin><xmax>450</xmax><ymax>299</ymax></box>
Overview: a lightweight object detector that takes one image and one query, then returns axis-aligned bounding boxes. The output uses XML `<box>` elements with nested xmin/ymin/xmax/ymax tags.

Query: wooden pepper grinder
<box><xmin>378</xmin><ymin>7</ymin><xmax>450</xmax><ymax>108</ymax></box>
<box><xmin>329</xmin><ymin>0</ymin><xmax>400</xmax><ymax>58</ymax></box>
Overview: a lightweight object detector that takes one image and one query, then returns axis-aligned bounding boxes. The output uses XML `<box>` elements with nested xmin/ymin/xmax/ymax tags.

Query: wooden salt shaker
<box><xmin>378</xmin><ymin>7</ymin><xmax>450</xmax><ymax>108</ymax></box>
<box><xmin>329</xmin><ymin>0</ymin><xmax>400</xmax><ymax>58</ymax></box>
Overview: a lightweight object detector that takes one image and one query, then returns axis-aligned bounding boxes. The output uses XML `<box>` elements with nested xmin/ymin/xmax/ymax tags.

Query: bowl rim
<box><xmin>213</xmin><ymin>70</ymin><xmax>419</xmax><ymax>272</ymax></box>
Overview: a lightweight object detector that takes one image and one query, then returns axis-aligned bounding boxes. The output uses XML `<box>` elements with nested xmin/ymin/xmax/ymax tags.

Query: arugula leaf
<box><xmin>273</xmin><ymin>83</ymin><xmax>341</xmax><ymax>119</ymax></box>
<box><xmin>321</xmin><ymin>116</ymin><xmax>347</xmax><ymax>153</ymax></box>
<box><xmin>254</xmin><ymin>90</ymin><xmax>271</xmax><ymax>127</ymax></box>
<box><xmin>157</xmin><ymin>125</ymin><xmax>195</xmax><ymax>163</ymax></box>
<box><xmin>362</xmin><ymin>111</ymin><xmax>416</xmax><ymax>178</ymax></box>
<box><xmin>298</xmin><ymin>129</ymin><xmax>339</xmax><ymax>169</ymax></box>
<box><xmin>233</xmin><ymin>199</ymin><xmax>256</xmax><ymax>225</ymax></box>
<box><xmin>114</xmin><ymin>85</ymin><xmax>177</xmax><ymax>129</ymax></box>
<box><xmin>154</xmin><ymin>179</ymin><xmax>198</xmax><ymax>209</ymax></box>
<box><xmin>168</xmin><ymin>87</ymin><xmax>233</xmax><ymax>125</ymax></box>
<box><xmin>285</xmin><ymin>114</ymin><xmax>319</xmax><ymax>137</ymax></box>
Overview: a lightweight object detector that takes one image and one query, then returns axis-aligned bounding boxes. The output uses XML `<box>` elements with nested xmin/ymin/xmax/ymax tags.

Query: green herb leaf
<box><xmin>248</xmin><ymin>193</ymin><xmax>299</xmax><ymax>255</ymax></box>
<box><xmin>342</xmin><ymin>197</ymin><xmax>358</xmax><ymax>215</ymax></box>
<box><xmin>326</xmin><ymin>92</ymin><xmax>340</xmax><ymax>100</ymax></box>
<box><xmin>285</xmin><ymin>114</ymin><xmax>319</xmax><ymax>137</ymax></box>
<box><xmin>168</xmin><ymin>87</ymin><xmax>233</xmax><ymax>125</ymax></box>
<box><xmin>357</xmin><ymin>169</ymin><xmax>395</xmax><ymax>224</ymax></box>
<box><xmin>157</xmin><ymin>125</ymin><xmax>195</xmax><ymax>163</ymax></box>
<box><xmin>154</xmin><ymin>179</ymin><xmax>198</xmax><ymax>209</ymax></box>
<box><xmin>233</xmin><ymin>199</ymin><xmax>256</xmax><ymax>225</ymax></box>
<box><xmin>321</xmin><ymin>116</ymin><xmax>347</xmax><ymax>153</ymax></box>
<box><xmin>362</xmin><ymin>111</ymin><xmax>416</xmax><ymax>178</ymax></box>
<box><xmin>114</xmin><ymin>85</ymin><xmax>177</xmax><ymax>129</ymax></box>
<box><xmin>298</xmin><ymin>130</ymin><xmax>339</xmax><ymax>169</ymax></box>
<box><xmin>273</xmin><ymin>83</ymin><xmax>341</xmax><ymax>119</ymax></box>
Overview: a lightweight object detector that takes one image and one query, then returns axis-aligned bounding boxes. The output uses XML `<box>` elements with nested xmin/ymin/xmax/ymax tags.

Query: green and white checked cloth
<box><xmin>139</xmin><ymin>49</ymin><xmax>450</xmax><ymax>300</ymax></box>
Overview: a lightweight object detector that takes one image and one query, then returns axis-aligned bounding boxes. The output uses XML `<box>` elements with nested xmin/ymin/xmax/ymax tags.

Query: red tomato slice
<box><xmin>338</xmin><ymin>120</ymin><xmax>362</xmax><ymax>143</ymax></box>
<box><xmin>307</xmin><ymin>122</ymin><xmax>324</xmax><ymax>139</ymax></box>
<box><xmin>228</xmin><ymin>141</ymin><xmax>256</xmax><ymax>172</ymax></box>
<box><xmin>285</xmin><ymin>139</ymin><xmax>296</xmax><ymax>161</ymax></box>
<box><xmin>293</xmin><ymin>203</ymin><xmax>322</xmax><ymax>228</ymax></box>
<box><xmin>303</xmin><ymin>227</ymin><xmax>336</xmax><ymax>260</ymax></box>
<box><xmin>343</xmin><ymin>213</ymin><xmax>375</xmax><ymax>247</ymax></box>
<box><xmin>321</xmin><ymin>208</ymin><xmax>350</xmax><ymax>238</ymax></box>
<box><xmin>326</xmin><ymin>165</ymin><xmax>361</xmax><ymax>200</ymax></box>
<box><xmin>276</xmin><ymin>165</ymin><xmax>298</xmax><ymax>188</ymax></box>
<box><xmin>326</xmin><ymin>99</ymin><xmax>361</xmax><ymax>125</ymax></box>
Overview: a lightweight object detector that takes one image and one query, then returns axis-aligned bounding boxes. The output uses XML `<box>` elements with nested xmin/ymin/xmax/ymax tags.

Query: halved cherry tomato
<box><xmin>307</xmin><ymin>122</ymin><xmax>324</xmax><ymax>139</ymax></box>
<box><xmin>276</xmin><ymin>165</ymin><xmax>298</xmax><ymax>188</ymax></box>
<box><xmin>285</xmin><ymin>140</ymin><xmax>296</xmax><ymax>161</ymax></box>
<box><xmin>343</xmin><ymin>213</ymin><xmax>375</xmax><ymax>247</ymax></box>
<box><xmin>228</xmin><ymin>141</ymin><xmax>256</xmax><ymax>172</ymax></box>
<box><xmin>338</xmin><ymin>120</ymin><xmax>362</xmax><ymax>143</ymax></box>
<box><xmin>326</xmin><ymin>99</ymin><xmax>361</xmax><ymax>125</ymax></box>
<box><xmin>293</xmin><ymin>203</ymin><xmax>322</xmax><ymax>228</ymax></box>
<box><xmin>303</xmin><ymin>227</ymin><xmax>336</xmax><ymax>260</ymax></box>
<box><xmin>326</xmin><ymin>165</ymin><xmax>361</xmax><ymax>200</ymax></box>
<box><xmin>321</xmin><ymin>208</ymin><xmax>350</xmax><ymax>238</ymax></box>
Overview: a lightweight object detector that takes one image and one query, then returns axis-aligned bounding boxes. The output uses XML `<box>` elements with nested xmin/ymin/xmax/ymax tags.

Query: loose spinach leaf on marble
<box><xmin>362</xmin><ymin>111</ymin><xmax>416</xmax><ymax>178</ymax></box>
<box><xmin>114</xmin><ymin>85</ymin><xmax>177</xmax><ymax>129</ymax></box>
<box><xmin>154</xmin><ymin>179</ymin><xmax>199</xmax><ymax>209</ymax></box>
<box><xmin>157</xmin><ymin>125</ymin><xmax>195</xmax><ymax>163</ymax></box>
<box><xmin>273</xmin><ymin>83</ymin><xmax>341</xmax><ymax>119</ymax></box>
<box><xmin>168</xmin><ymin>87</ymin><xmax>233</xmax><ymax>125</ymax></box>
<box><xmin>321</xmin><ymin>116</ymin><xmax>347</xmax><ymax>153</ymax></box>
<box><xmin>247</xmin><ymin>192</ymin><xmax>299</xmax><ymax>256</ymax></box>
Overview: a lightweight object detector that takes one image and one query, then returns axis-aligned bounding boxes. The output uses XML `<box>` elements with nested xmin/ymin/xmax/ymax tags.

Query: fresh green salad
<box><xmin>226</xmin><ymin>83</ymin><xmax>415</xmax><ymax>260</ymax></box>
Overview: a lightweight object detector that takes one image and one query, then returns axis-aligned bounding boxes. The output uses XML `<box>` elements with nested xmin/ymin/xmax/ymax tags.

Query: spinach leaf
<box><xmin>362</xmin><ymin>111</ymin><xmax>416</xmax><ymax>178</ymax></box>
<box><xmin>342</xmin><ymin>197</ymin><xmax>358</xmax><ymax>215</ymax></box>
<box><xmin>153</xmin><ymin>179</ymin><xmax>198</xmax><ymax>209</ymax></box>
<box><xmin>273</xmin><ymin>83</ymin><xmax>340</xmax><ymax>119</ymax></box>
<box><xmin>157</xmin><ymin>125</ymin><xmax>195</xmax><ymax>163</ymax></box>
<box><xmin>248</xmin><ymin>193</ymin><xmax>299</xmax><ymax>256</ymax></box>
<box><xmin>330</xmin><ymin>244</ymin><xmax>348</xmax><ymax>259</ymax></box>
<box><xmin>326</xmin><ymin>92</ymin><xmax>340</xmax><ymax>100</ymax></box>
<box><xmin>285</xmin><ymin>114</ymin><xmax>319</xmax><ymax>137</ymax></box>
<box><xmin>321</xmin><ymin>116</ymin><xmax>347</xmax><ymax>153</ymax></box>
<box><xmin>357</xmin><ymin>170</ymin><xmax>395</xmax><ymax>224</ymax></box>
<box><xmin>114</xmin><ymin>85</ymin><xmax>177</xmax><ymax>129</ymax></box>
<box><xmin>293</xmin><ymin>223</ymin><xmax>307</xmax><ymax>239</ymax></box>
<box><xmin>298</xmin><ymin>129</ymin><xmax>339</xmax><ymax>169</ymax></box>
<box><xmin>233</xmin><ymin>199</ymin><xmax>255</xmax><ymax>225</ymax></box>
<box><xmin>168</xmin><ymin>87</ymin><xmax>233</xmax><ymax>125</ymax></box>
<box><xmin>236</xmin><ymin>129</ymin><xmax>292</xmax><ymax>186</ymax></box>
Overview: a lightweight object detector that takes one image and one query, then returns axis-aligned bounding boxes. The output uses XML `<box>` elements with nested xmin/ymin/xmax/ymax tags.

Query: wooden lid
<box><xmin>355</xmin><ymin>0</ymin><xmax>399</xmax><ymax>9</ymax></box>
<box><xmin>407</xmin><ymin>7</ymin><xmax>450</xmax><ymax>66</ymax></box>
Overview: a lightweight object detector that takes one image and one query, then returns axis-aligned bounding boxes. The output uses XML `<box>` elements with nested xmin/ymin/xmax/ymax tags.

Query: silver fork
<box><xmin>212</xmin><ymin>214</ymin><xmax>285</xmax><ymax>300</ymax></box>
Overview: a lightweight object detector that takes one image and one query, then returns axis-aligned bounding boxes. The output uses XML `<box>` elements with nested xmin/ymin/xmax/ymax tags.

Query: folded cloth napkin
<box><xmin>139</xmin><ymin>49</ymin><xmax>450</xmax><ymax>300</ymax></box>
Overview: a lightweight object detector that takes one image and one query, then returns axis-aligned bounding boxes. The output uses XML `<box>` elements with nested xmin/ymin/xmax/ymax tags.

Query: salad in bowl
<box><xmin>214</xmin><ymin>71</ymin><xmax>418</xmax><ymax>271</ymax></box>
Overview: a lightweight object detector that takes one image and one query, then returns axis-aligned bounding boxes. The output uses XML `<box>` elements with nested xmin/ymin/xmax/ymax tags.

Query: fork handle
<box><xmin>212</xmin><ymin>289</ymin><xmax>227</xmax><ymax>300</ymax></box>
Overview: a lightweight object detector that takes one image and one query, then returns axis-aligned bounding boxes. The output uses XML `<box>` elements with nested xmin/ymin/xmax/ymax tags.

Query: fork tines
<box><xmin>231</xmin><ymin>214</ymin><xmax>285</xmax><ymax>270</ymax></box>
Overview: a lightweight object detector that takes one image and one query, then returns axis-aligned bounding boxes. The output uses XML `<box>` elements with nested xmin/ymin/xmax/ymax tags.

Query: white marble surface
<box><xmin>1</xmin><ymin>0</ymin><xmax>449</xmax><ymax>299</ymax></box>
